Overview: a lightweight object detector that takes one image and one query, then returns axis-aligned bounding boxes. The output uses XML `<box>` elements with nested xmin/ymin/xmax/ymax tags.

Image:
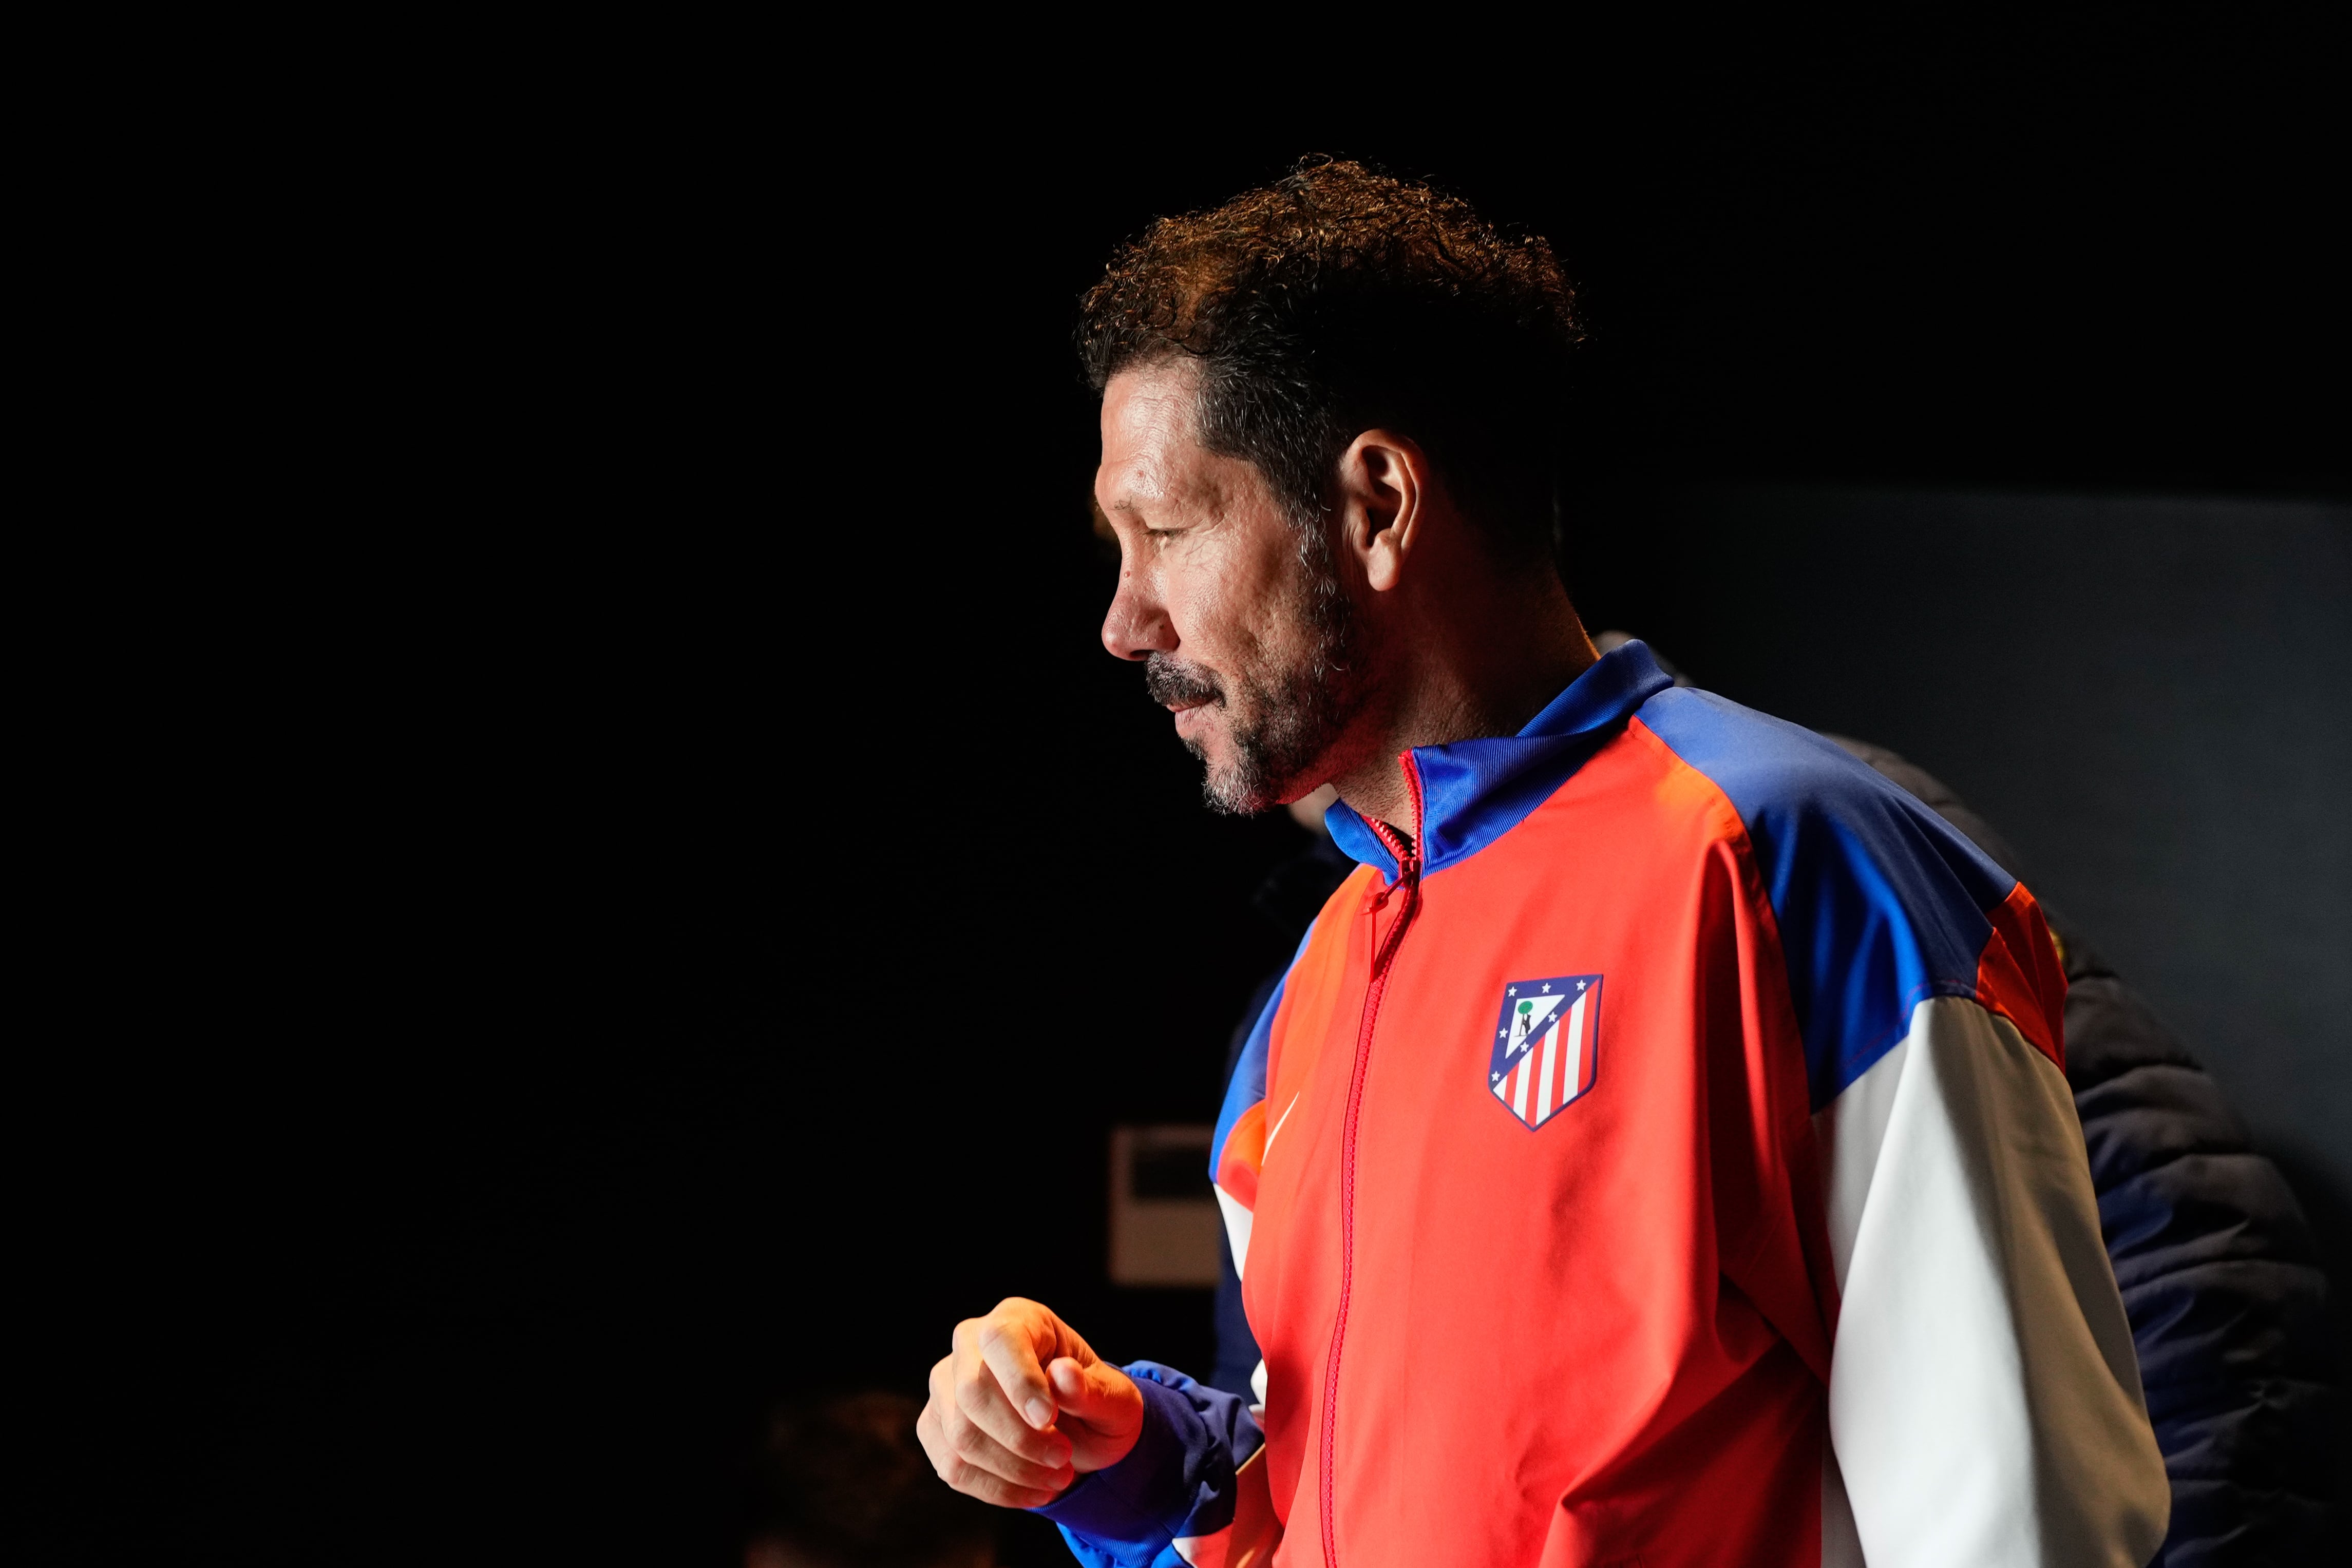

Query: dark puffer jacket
<box><xmin>1210</xmin><ymin>742</ymin><xmax>2338</xmax><ymax>1563</ymax></box>
<box><xmin>1830</xmin><ymin>739</ymin><xmax>2336</xmax><ymax>1565</ymax></box>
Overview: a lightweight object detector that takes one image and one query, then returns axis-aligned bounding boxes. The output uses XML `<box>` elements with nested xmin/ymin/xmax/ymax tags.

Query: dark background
<box><xmin>32</xmin><ymin>20</ymin><xmax>2347</xmax><ymax>1566</ymax></box>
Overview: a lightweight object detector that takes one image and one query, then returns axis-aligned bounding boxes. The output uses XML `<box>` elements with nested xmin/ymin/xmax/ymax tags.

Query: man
<box><xmin>916</xmin><ymin>160</ymin><xmax>2170</xmax><ymax>1566</ymax></box>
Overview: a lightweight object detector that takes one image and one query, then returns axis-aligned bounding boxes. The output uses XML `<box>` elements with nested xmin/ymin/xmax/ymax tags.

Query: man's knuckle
<box><xmin>983</xmin><ymin>1299</ymin><xmax>1040</xmax><ymax>1336</ymax></box>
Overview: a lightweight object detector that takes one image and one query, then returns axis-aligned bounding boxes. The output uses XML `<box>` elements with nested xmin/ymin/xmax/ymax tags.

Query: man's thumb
<box><xmin>1048</xmin><ymin>1356</ymin><xmax>1140</xmax><ymax>1429</ymax></box>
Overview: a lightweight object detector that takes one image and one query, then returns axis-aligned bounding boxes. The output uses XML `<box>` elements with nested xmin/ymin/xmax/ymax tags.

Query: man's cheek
<box><xmin>1171</xmin><ymin>577</ymin><xmax>1230</xmax><ymax>659</ymax></box>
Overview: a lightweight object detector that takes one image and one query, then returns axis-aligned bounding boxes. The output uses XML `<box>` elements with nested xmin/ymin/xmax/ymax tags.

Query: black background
<box><xmin>33</xmin><ymin>20</ymin><xmax>2347</xmax><ymax>1565</ymax></box>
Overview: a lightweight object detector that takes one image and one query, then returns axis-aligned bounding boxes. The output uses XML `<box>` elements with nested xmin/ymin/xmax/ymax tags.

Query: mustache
<box><xmin>1144</xmin><ymin>654</ymin><xmax>1224</xmax><ymax>707</ymax></box>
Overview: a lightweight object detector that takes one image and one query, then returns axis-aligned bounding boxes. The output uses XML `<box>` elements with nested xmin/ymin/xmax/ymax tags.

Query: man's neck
<box><xmin>1329</xmin><ymin>585</ymin><xmax>1599</xmax><ymax>832</ymax></box>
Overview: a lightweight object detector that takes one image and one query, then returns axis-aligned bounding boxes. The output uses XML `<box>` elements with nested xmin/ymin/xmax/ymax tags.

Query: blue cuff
<box><xmin>1033</xmin><ymin>1362</ymin><xmax>1264</xmax><ymax>1568</ymax></box>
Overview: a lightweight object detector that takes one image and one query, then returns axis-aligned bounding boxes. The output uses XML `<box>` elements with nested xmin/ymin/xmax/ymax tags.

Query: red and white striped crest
<box><xmin>1488</xmin><ymin>974</ymin><xmax>1602</xmax><ymax>1130</ymax></box>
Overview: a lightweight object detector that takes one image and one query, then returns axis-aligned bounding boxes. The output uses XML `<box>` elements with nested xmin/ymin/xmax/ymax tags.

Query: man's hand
<box><xmin>917</xmin><ymin>1297</ymin><xmax>1145</xmax><ymax>1508</ymax></box>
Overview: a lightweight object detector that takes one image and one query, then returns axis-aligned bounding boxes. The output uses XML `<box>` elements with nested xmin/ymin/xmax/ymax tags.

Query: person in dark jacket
<box><xmin>1209</xmin><ymin>711</ymin><xmax>2337</xmax><ymax>1565</ymax></box>
<box><xmin>1826</xmin><ymin>737</ymin><xmax>2336</xmax><ymax>1565</ymax></box>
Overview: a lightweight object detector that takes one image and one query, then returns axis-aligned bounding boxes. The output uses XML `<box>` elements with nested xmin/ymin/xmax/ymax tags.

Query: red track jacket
<box><xmin>1039</xmin><ymin>642</ymin><xmax>2167</xmax><ymax>1567</ymax></box>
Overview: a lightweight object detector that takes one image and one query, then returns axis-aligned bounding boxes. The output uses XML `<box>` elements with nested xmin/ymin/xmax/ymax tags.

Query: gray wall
<box><xmin>1603</xmin><ymin>491</ymin><xmax>2350</xmax><ymax>1205</ymax></box>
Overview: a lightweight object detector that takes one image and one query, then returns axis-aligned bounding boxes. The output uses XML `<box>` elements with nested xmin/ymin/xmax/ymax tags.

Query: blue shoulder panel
<box><xmin>1634</xmin><ymin>687</ymin><xmax>2017</xmax><ymax>1108</ymax></box>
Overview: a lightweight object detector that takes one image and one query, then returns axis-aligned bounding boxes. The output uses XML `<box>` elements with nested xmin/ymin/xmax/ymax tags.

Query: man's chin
<box><xmin>1199</xmin><ymin>747</ymin><xmax>1291</xmax><ymax>817</ymax></box>
<box><xmin>1203</xmin><ymin>771</ymin><xmax>1280</xmax><ymax>817</ymax></box>
<box><xmin>1177</xmin><ymin>695</ymin><xmax>1331</xmax><ymax>816</ymax></box>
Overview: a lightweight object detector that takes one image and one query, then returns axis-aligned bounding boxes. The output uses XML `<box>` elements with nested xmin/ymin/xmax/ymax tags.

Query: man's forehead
<box><xmin>1097</xmin><ymin>361</ymin><xmax>1225</xmax><ymax>511</ymax></box>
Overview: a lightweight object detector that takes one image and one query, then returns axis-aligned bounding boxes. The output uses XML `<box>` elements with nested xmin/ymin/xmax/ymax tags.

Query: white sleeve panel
<box><xmin>1211</xmin><ymin>1183</ymin><xmax>1269</xmax><ymax>1414</ymax></box>
<box><xmin>1213</xmin><ymin>1183</ymin><xmax>1255</xmax><ymax>1280</ymax></box>
<box><xmin>1813</xmin><ymin>996</ymin><xmax>2168</xmax><ymax>1568</ymax></box>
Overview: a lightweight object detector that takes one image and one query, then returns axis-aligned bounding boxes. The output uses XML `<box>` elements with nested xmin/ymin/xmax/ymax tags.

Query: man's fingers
<box><xmin>920</xmin><ymin>1361</ymin><xmax>1074</xmax><ymax>1504</ymax></box>
<box><xmin>972</xmin><ymin>1312</ymin><xmax>1060</xmax><ymax>1430</ymax></box>
<box><xmin>917</xmin><ymin>1394</ymin><xmax>950</xmax><ymax>1470</ymax></box>
<box><xmin>943</xmin><ymin>1325</ymin><xmax>1071</xmax><ymax>1470</ymax></box>
<box><xmin>935</xmin><ymin>1454</ymin><xmax>1064</xmax><ymax>1511</ymax></box>
<box><xmin>923</xmin><ymin>1395</ymin><xmax>1073</xmax><ymax>1494</ymax></box>
<box><xmin>952</xmin><ymin>1352</ymin><xmax>1073</xmax><ymax>1468</ymax></box>
<box><xmin>944</xmin><ymin>1409</ymin><xmax>1076</xmax><ymax>1492</ymax></box>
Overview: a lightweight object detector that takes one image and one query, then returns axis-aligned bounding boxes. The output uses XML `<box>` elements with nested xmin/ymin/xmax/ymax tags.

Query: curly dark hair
<box><xmin>1078</xmin><ymin>158</ymin><xmax>1582</xmax><ymax>567</ymax></box>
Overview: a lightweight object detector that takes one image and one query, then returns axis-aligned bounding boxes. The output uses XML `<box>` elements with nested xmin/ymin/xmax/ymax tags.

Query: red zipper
<box><xmin>1318</xmin><ymin>755</ymin><xmax>1426</xmax><ymax>1568</ymax></box>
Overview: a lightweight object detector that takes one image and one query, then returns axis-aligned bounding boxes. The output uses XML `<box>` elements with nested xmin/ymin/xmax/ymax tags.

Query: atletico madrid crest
<box><xmin>1489</xmin><ymin>974</ymin><xmax>1602</xmax><ymax>1130</ymax></box>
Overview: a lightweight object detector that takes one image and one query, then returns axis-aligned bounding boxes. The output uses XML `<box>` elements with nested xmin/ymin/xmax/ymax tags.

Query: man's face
<box><xmin>1094</xmin><ymin>359</ymin><xmax>1360</xmax><ymax>814</ymax></box>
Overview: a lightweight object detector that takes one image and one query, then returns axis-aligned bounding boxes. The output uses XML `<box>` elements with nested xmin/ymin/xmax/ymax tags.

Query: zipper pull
<box><xmin>1363</xmin><ymin>753</ymin><xmax>1427</xmax><ymax>912</ymax></box>
<box><xmin>1366</xmin><ymin>819</ymin><xmax>1415</xmax><ymax>905</ymax></box>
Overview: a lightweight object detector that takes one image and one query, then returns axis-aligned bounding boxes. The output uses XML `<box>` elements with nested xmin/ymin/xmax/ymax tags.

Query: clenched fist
<box><xmin>917</xmin><ymin>1297</ymin><xmax>1145</xmax><ymax>1508</ymax></box>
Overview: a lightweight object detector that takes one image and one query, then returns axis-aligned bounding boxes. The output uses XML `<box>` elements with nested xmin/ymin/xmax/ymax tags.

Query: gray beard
<box><xmin>1147</xmin><ymin>538</ymin><xmax>1363</xmax><ymax>816</ymax></box>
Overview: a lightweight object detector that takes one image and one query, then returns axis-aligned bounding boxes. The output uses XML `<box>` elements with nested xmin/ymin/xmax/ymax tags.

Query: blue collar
<box><xmin>1325</xmin><ymin>640</ymin><xmax>1676</xmax><ymax>882</ymax></box>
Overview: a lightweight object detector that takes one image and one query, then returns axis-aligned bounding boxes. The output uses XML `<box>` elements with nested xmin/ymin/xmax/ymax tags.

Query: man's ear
<box><xmin>1335</xmin><ymin>430</ymin><xmax>1429</xmax><ymax>594</ymax></box>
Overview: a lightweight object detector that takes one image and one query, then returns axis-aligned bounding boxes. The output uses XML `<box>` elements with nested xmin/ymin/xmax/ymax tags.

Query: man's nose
<box><xmin>1101</xmin><ymin>572</ymin><xmax>1175</xmax><ymax>661</ymax></box>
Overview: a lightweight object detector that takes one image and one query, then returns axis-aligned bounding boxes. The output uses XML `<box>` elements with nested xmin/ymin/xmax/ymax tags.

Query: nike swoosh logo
<box><xmin>1262</xmin><ymin>1092</ymin><xmax>1302</xmax><ymax>1157</ymax></box>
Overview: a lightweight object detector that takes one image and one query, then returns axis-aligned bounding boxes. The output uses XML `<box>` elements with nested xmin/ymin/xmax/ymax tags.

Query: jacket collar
<box><xmin>1325</xmin><ymin>640</ymin><xmax>1676</xmax><ymax>882</ymax></box>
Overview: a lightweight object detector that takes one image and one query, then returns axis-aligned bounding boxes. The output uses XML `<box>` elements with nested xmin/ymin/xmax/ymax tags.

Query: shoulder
<box><xmin>1632</xmin><ymin>687</ymin><xmax>2040</xmax><ymax>1104</ymax></box>
<box><xmin>1632</xmin><ymin>686</ymin><xmax>2014</xmax><ymax>911</ymax></box>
